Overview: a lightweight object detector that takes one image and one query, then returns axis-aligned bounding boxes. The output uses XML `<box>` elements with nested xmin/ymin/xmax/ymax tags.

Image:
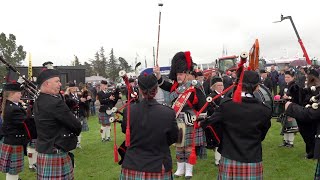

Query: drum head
<box><xmin>253</xmin><ymin>84</ymin><xmax>273</xmax><ymax>109</ymax></box>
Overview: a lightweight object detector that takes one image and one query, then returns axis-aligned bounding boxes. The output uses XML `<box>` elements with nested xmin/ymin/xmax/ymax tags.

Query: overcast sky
<box><xmin>1</xmin><ymin>0</ymin><xmax>320</xmax><ymax>67</ymax></box>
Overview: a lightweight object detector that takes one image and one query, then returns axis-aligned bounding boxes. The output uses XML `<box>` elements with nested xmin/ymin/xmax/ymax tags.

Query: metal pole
<box><xmin>155</xmin><ymin>2</ymin><xmax>163</xmax><ymax>67</ymax></box>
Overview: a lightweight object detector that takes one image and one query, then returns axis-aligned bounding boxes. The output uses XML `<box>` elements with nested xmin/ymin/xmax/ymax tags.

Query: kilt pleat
<box><xmin>98</xmin><ymin>112</ymin><xmax>111</xmax><ymax>125</ymax></box>
<box><xmin>185</xmin><ymin>126</ymin><xmax>205</xmax><ymax>147</ymax></box>
<box><xmin>0</xmin><ymin>143</ymin><xmax>24</xmax><ymax>175</ymax></box>
<box><xmin>218</xmin><ymin>156</ymin><xmax>263</xmax><ymax>180</ymax></box>
<box><xmin>119</xmin><ymin>168</ymin><xmax>173</xmax><ymax>180</ymax></box>
<box><xmin>37</xmin><ymin>152</ymin><xmax>74</xmax><ymax>180</ymax></box>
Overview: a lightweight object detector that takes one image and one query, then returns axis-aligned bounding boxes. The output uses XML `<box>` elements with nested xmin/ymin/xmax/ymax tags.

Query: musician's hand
<box><xmin>153</xmin><ymin>66</ymin><xmax>161</xmax><ymax>80</ymax></box>
<box><xmin>109</xmin><ymin>95</ymin><xmax>115</xmax><ymax>100</ymax></box>
<box><xmin>87</xmin><ymin>96</ymin><xmax>92</xmax><ymax>100</ymax></box>
<box><xmin>283</xmin><ymin>94</ymin><xmax>289</xmax><ymax>99</ymax></box>
<box><xmin>80</xmin><ymin>97</ymin><xmax>86</xmax><ymax>102</ymax></box>
<box><xmin>285</xmin><ymin>101</ymin><xmax>292</xmax><ymax>110</ymax></box>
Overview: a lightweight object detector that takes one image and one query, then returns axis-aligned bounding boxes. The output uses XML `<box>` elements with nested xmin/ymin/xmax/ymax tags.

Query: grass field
<box><xmin>0</xmin><ymin>116</ymin><xmax>317</xmax><ymax>180</ymax></box>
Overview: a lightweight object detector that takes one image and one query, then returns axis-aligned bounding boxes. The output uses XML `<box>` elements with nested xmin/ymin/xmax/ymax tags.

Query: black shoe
<box><xmin>305</xmin><ymin>153</ymin><xmax>314</xmax><ymax>159</ymax></box>
<box><xmin>278</xmin><ymin>141</ymin><xmax>287</xmax><ymax>147</ymax></box>
<box><xmin>286</xmin><ymin>144</ymin><xmax>294</xmax><ymax>148</ymax></box>
<box><xmin>106</xmin><ymin>137</ymin><xmax>111</xmax><ymax>141</ymax></box>
<box><xmin>29</xmin><ymin>164</ymin><xmax>37</xmax><ymax>172</ymax></box>
<box><xmin>101</xmin><ymin>138</ymin><xmax>106</xmax><ymax>142</ymax></box>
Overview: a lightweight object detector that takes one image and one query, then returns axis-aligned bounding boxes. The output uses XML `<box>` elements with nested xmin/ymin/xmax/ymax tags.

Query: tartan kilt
<box><xmin>28</xmin><ymin>139</ymin><xmax>37</xmax><ymax>148</ymax></box>
<box><xmin>98</xmin><ymin>112</ymin><xmax>111</xmax><ymax>125</ymax></box>
<box><xmin>119</xmin><ymin>168</ymin><xmax>173</xmax><ymax>180</ymax></box>
<box><xmin>184</xmin><ymin>126</ymin><xmax>205</xmax><ymax>147</ymax></box>
<box><xmin>0</xmin><ymin>143</ymin><xmax>24</xmax><ymax>175</ymax></box>
<box><xmin>315</xmin><ymin>160</ymin><xmax>320</xmax><ymax>179</ymax></box>
<box><xmin>218</xmin><ymin>156</ymin><xmax>263</xmax><ymax>180</ymax></box>
<box><xmin>37</xmin><ymin>152</ymin><xmax>74</xmax><ymax>180</ymax></box>
<box><xmin>80</xmin><ymin>116</ymin><xmax>89</xmax><ymax>132</ymax></box>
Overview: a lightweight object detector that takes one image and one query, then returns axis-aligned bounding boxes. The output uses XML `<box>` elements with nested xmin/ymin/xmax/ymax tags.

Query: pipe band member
<box><xmin>120</xmin><ymin>73</ymin><xmax>178</xmax><ymax>180</ymax></box>
<box><xmin>34</xmin><ymin>69</ymin><xmax>81</xmax><ymax>180</ymax></box>
<box><xmin>203</xmin><ymin>70</ymin><xmax>272</xmax><ymax>180</ymax></box>
<box><xmin>0</xmin><ymin>82</ymin><xmax>29</xmax><ymax>180</ymax></box>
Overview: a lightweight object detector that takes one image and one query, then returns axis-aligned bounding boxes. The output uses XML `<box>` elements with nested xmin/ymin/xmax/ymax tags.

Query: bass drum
<box><xmin>253</xmin><ymin>84</ymin><xmax>273</xmax><ymax>109</ymax></box>
<box><xmin>223</xmin><ymin>84</ymin><xmax>273</xmax><ymax>109</ymax></box>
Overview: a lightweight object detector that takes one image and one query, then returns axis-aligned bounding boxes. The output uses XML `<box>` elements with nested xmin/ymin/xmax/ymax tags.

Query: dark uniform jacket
<box><xmin>123</xmin><ymin>85</ymin><xmax>139</xmax><ymax>103</ymax></box>
<box><xmin>121</xmin><ymin>99</ymin><xmax>178</xmax><ymax>172</ymax></box>
<box><xmin>97</xmin><ymin>90</ymin><xmax>119</xmax><ymax>113</ymax></box>
<box><xmin>203</xmin><ymin>78</ymin><xmax>212</xmax><ymax>95</ymax></box>
<box><xmin>286</xmin><ymin>103</ymin><xmax>320</xmax><ymax>159</ymax></box>
<box><xmin>34</xmin><ymin>93</ymin><xmax>82</xmax><ymax>154</ymax></box>
<box><xmin>65</xmin><ymin>93</ymin><xmax>80</xmax><ymax>116</ymax></box>
<box><xmin>207</xmin><ymin>90</ymin><xmax>223</xmax><ymax>116</ymax></box>
<box><xmin>78</xmin><ymin>90</ymin><xmax>91</xmax><ymax>117</ymax></box>
<box><xmin>261</xmin><ymin>76</ymin><xmax>273</xmax><ymax>92</ymax></box>
<box><xmin>279</xmin><ymin>81</ymin><xmax>302</xmax><ymax>105</ymax></box>
<box><xmin>1</xmin><ymin>100</ymin><xmax>29</xmax><ymax>145</ymax></box>
<box><xmin>205</xmin><ymin>91</ymin><xmax>223</xmax><ymax>148</ymax></box>
<box><xmin>205</xmin><ymin>97</ymin><xmax>272</xmax><ymax>163</ymax></box>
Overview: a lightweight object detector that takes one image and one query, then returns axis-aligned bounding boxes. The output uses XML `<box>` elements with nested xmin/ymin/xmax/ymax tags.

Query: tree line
<box><xmin>73</xmin><ymin>47</ymin><xmax>132</xmax><ymax>82</ymax></box>
<box><xmin>0</xmin><ymin>32</ymin><xmax>132</xmax><ymax>83</ymax></box>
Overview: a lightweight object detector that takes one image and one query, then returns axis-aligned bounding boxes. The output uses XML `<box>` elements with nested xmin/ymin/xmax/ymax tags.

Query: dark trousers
<box><xmin>90</xmin><ymin>101</ymin><xmax>96</xmax><ymax>115</ymax></box>
<box><xmin>272</xmin><ymin>84</ymin><xmax>278</xmax><ymax>95</ymax></box>
<box><xmin>296</xmin><ymin>119</ymin><xmax>315</xmax><ymax>156</ymax></box>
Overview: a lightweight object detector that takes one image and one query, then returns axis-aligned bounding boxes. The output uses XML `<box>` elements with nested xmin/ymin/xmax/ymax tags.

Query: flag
<box><xmin>28</xmin><ymin>53</ymin><xmax>32</xmax><ymax>80</ymax></box>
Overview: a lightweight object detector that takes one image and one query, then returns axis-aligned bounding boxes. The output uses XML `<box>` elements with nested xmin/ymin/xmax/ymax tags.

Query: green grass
<box><xmin>0</xmin><ymin>117</ymin><xmax>317</xmax><ymax>180</ymax></box>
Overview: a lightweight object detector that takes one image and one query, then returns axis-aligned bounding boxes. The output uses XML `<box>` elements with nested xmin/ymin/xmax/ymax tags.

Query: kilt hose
<box><xmin>98</xmin><ymin>112</ymin><xmax>111</xmax><ymax>126</ymax></box>
<box><xmin>315</xmin><ymin>159</ymin><xmax>320</xmax><ymax>180</ymax></box>
<box><xmin>218</xmin><ymin>156</ymin><xmax>263</xmax><ymax>180</ymax></box>
<box><xmin>0</xmin><ymin>143</ymin><xmax>24</xmax><ymax>175</ymax></box>
<box><xmin>37</xmin><ymin>152</ymin><xmax>74</xmax><ymax>180</ymax></box>
<box><xmin>120</xmin><ymin>167</ymin><xmax>173</xmax><ymax>180</ymax></box>
<box><xmin>79</xmin><ymin>116</ymin><xmax>89</xmax><ymax>132</ymax></box>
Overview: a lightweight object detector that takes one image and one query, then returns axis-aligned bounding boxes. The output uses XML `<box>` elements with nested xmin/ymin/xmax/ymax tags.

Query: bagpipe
<box><xmin>64</xmin><ymin>93</ymin><xmax>80</xmax><ymax>118</ymax></box>
<box><xmin>109</xmin><ymin>70</ymin><xmax>140</xmax><ymax>164</ymax></box>
<box><xmin>0</xmin><ymin>55</ymin><xmax>38</xmax><ymax>140</ymax></box>
<box><xmin>0</xmin><ymin>55</ymin><xmax>39</xmax><ymax>100</ymax></box>
<box><xmin>305</xmin><ymin>86</ymin><xmax>320</xmax><ymax>109</ymax></box>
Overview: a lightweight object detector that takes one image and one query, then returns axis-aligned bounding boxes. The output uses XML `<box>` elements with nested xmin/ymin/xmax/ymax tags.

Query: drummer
<box><xmin>278</xmin><ymin>70</ymin><xmax>300</xmax><ymax>148</ymax></box>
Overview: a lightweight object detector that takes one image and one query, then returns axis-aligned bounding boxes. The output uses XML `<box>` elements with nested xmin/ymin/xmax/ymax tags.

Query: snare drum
<box><xmin>253</xmin><ymin>84</ymin><xmax>273</xmax><ymax>109</ymax></box>
<box><xmin>273</xmin><ymin>99</ymin><xmax>286</xmax><ymax>117</ymax></box>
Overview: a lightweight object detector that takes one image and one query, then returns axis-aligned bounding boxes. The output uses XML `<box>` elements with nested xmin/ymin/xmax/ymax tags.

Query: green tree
<box><xmin>0</xmin><ymin>33</ymin><xmax>27</xmax><ymax>83</ymax></box>
<box><xmin>89</xmin><ymin>47</ymin><xmax>107</xmax><ymax>77</ymax></box>
<box><xmin>118</xmin><ymin>57</ymin><xmax>132</xmax><ymax>73</ymax></box>
<box><xmin>71</xmin><ymin>55</ymin><xmax>81</xmax><ymax>66</ymax></box>
<box><xmin>84</xmin><ymin>61</ymin><xmax>94</xmax><ymax>77</ymax></box>
<box><xmin>99</xmin><ymin>47</ymin><xmax>107</xmax><ymax>77</ymax></box>
<box><xmin>106</xmin><ymin>48</ymin><xmax>119</xmax><ymax>82</ymax></box>
<box><xmin>90</xmin><ymin>52</ymin><xmax>99</xmax><ymax>75</ymax></box>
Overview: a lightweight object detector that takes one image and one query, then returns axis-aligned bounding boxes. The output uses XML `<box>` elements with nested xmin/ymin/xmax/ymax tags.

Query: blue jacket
<box><xmin>270</xmin><ymin>70</ymin><xmax>279</xmax><ymax>84</ymax></box>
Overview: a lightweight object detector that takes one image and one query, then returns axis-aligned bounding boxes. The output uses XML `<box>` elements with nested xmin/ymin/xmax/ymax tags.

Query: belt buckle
<box><xmin>53</xmin><ymin>148</ymin><xmax>61</xmax><ymax>154</ymax></box>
